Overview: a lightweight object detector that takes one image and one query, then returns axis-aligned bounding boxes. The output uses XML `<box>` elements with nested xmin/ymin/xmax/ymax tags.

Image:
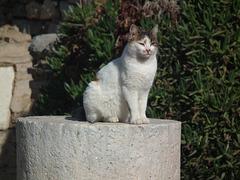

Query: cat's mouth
<box><xmin>142</xmin><ymin>50</ymin><xmax>152</xmax><ymax>56</ymax></box>
<box><xmin>137</xmin><ymin>53</ymin><xmax>152</xmax><ymax>60</ymax></box>
<box><xmin>143</xmin><ymin>52</ymin><xmax>152</xmax><ymax>56</ymax></box>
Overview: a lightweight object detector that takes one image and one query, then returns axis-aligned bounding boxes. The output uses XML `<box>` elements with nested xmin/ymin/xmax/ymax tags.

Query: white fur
<box><xmin>83</xmin><ymin>33</ymin><xmax>157</xmax><ymax>124</ymax></box>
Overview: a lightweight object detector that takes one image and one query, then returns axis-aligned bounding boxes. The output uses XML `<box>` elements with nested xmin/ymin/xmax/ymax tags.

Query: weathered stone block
<box><xmin>14</xmin><ymin>62</ymin><xmax>32</xmax><ymax>72</ymax></box>
<box><xmin>12</xmin><ymin>80</ymin><xmax>32</xmax><ymax>97</ymax></box>
<box><xmin>29</xmin><ymin>80</ymin><xmax>47</xmax><ymax>89</ymax></box>
<box><xmin>15</xmin><ymin>71</ymin><xmax>32</xmax><ymax>80</ymax></box>
<box><xmin>25</xmin><ymin>1</ymin><xmax>40</xmax><ymax>19</ymax></box>
<box><xmin>0</xmin><ymin>43</ymin><xmax>31</xmax><ymax>62</ymax></box>
<box><xmin>0</xmin><ymin>25</ymin><xmax>31</xmax><ymax>43</ymax></box>
<box><xmin>10</xmin><ymin>95</ymin><xmax>32</xmax><ymax>113</ymax></box>
<box><xmin>0</xmin><ymin>66</ymin><xmax>15</xmax><ymax>130</ymax></box>
<box><xmin>28</xmin><ymin>67</ymin><xmax>50</xmax><ymax>81</ymax></box>
<box><xmin>29</xmin><ymin>33</ymin><xmax>58</xmax><ymax>60</ymax></box>
<box><xmin>40</xmin><ymin>0</ymin><xmax>58</xmax><ymax>20</ymax></box>
<box><xmin>0</xmin><ymin>25</ymin><xmax>32</xmax><ymax>63</ymax></box>
<box><xmin>26</xmin><ymin>0</ymin><xmax>58</xmax><ymax>20</ymax></box>
<box><xmin>17</xmin><ymin>116</ymin><xmax>181</xmax><ymax>180</ymax></box>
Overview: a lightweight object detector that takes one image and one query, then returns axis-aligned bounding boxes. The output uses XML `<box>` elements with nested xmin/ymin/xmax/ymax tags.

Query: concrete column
<box><xmin>16</xmin><ymin>116</ymin><xmax>181</xmax><ymax>180</ymax></box>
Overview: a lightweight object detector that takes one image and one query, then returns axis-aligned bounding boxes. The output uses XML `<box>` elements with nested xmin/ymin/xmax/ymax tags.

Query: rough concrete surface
<box><xmin>17</xmin><ymin>116</ymin><xmax>181</xmax><ymax>180</ymax></box>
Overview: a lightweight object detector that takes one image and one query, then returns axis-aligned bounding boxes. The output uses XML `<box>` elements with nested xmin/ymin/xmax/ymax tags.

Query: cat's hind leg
<box><xmin>83</xmin><ymin>81</ymin><xmax>103</xmax><ymax>123</ymax></box>
<box><xmin>84</xmin><ymin>102</ymin><xmax>102</xmax><ymax>123</ymax></box>
<box><xmin>86</xmin><ymin>113</ymin><xmax>100</xmax><ymax>123</ymax></box>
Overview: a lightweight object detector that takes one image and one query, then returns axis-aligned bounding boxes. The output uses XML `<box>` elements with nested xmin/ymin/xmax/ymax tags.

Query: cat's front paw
<box><xmin>130</xmin><ymin>119</ymin><xmax>143</xmax><ymax>125</ymax></box>
<box><xmin>142</xmin><ymin>118</ymin><xmax>150</xmax><ymax>124</ymax></box>
<box><xmin>130</xmin><ymin>118</ymin><xmax>150</xmax><ymax>124</ymax></box>
<box><xmin>107</xmin><ymin>117</ymin><xmax>119</xmax><ymax>123</ymax></box>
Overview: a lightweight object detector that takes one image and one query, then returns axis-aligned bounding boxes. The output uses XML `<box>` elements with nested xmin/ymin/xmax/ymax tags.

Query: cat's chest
<box><xmin>126</xmin><ymin>57</ymin><xmax>156</xmax><ymax>75</ymax></box>
<box><xmin>121</xmin><ymin>58</ymin><xmax>157</xmax><ymax>88</ymax></box>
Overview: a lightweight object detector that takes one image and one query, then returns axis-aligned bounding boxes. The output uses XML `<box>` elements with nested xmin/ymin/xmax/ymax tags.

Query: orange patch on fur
<box><xmin>129</xmin><ymin>39</ymin><xmax>137</xmax><ymax>45</ymax></box>
<box><xmin>94</xmin><ymin>76</ymin><xmax>99</xmax><ymax>85</ymax></box>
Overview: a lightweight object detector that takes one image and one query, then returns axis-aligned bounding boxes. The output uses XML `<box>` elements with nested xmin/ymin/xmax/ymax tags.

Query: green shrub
<box><xmin>36</xmin><ymin>0</ymin><xmax>240</xmax><ymax>179</ymax></box>
<box><xmin>152</xmin><ymin>1</ymin><xmax>240</xmax><ymax>179</ymax></box>
<box><xmin>35</xmin><ymin>1</ymin><xmax>119</xmax><ymax>114</ymax></box>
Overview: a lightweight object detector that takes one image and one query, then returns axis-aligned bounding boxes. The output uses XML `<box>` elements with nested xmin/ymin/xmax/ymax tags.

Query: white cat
<box><xmin>83</xmin><ymin>24</ymin><xmax>158</xmax><ymax>124</ymax></box>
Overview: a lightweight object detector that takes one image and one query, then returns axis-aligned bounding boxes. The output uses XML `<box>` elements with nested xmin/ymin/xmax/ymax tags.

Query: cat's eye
<box><xmin>138</xmin><ymin>42</ymin><xmax>145</xmax><ymax>46</ymax></box>
<box><xmin>151</xmin><ymin>42</ymin><xmax>156</xmax><ymax>46</ymax></box>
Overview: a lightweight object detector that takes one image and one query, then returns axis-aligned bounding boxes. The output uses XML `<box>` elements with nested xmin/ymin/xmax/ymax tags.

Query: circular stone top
<box><xmin>17</xmin><ymin>116</ymin><xmax>180</xmax><ymax>126</ymax></box>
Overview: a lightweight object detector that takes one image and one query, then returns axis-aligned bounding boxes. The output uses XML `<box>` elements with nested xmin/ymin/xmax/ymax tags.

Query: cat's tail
<box><xmin>71</xmin><ymin>107</ymin><xmax>86</xmax><ymax>121</ymax></box>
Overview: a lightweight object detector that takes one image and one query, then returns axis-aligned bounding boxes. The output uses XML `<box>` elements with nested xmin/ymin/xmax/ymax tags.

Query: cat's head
<box><xmin>128</xmin><ymin>24</ymin><xmax>158</xmax><ymax>59</ymax></box>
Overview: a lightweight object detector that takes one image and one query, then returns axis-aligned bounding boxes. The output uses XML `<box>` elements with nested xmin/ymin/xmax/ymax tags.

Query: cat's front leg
<box><xmin>138</xmin><ymin>89</ymin><xmax>150</xmax><ymax>124</ymax></box>
<box><xmin>122</xmin><ymin>86</ymin><xmax>142</xmax><ymax>124</ymax></box>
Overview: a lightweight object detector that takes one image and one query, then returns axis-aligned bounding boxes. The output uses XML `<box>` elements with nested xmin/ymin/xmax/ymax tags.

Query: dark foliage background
<box><xmin>34</xmin><ymin>0</ymin><xmax>240</xmax><ymax>179</ymax></box>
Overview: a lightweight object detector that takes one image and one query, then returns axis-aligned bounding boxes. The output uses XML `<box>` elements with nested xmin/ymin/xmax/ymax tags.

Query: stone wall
<box><xmin>0</xmin><ymin>25</ymin><xmax>33</xmax><ymax>129</ymax></box>
<box><xmin>0</xmin><ymin>0</ymin><xmax>81</xmax><ymax>36</ymax></box>
<box><xmin>0</xmin><ymin>1</ymin><xmax>90</xmax><ymax>178</ymax></box>
<box><xmin>0</xmin><ymin>25</ymin><xmax>60</xmax><ymax>179</ymax></box>
<box><xmin>28</xmin><ymin>33</ymin><xmax>59</xmax><ymax>101</ymax></box>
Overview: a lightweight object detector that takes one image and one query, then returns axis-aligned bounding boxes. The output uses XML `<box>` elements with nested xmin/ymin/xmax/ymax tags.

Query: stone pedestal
<box><xmin>16</xmin><ymin>116</ymin><xmax>181</xmax><ymax>180</ymax></box>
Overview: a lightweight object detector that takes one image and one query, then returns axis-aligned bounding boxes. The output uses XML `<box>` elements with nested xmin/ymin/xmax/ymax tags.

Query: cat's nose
<box><xmin>146</xmin><ymin>49</ymin><xmax>151</xmax><ymax>53</ymax></box>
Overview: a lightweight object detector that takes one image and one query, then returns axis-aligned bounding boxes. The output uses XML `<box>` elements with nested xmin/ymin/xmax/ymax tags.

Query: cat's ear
<box><xmin>150</xmin><ymin>24</ymin><xmax>158</xmax><ymax>39</ymax></box>
<box><xmin>129</xmin><ymin>24</ymin><xmax>141</xmax><ymax>40</ymax></box>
